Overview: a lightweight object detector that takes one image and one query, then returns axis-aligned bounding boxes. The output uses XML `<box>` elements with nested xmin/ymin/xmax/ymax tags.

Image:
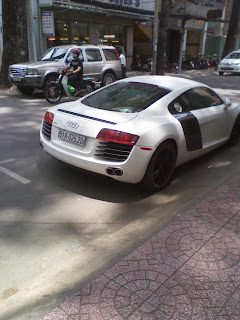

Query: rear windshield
<box><xmin>82</xmin><ymin>82</ymin><xmax>170</xmax><ymax>113</ymax></box>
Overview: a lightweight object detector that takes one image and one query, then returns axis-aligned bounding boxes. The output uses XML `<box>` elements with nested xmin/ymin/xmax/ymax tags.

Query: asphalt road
<box><xmin>0</xmin><ymin>69</ymin><xmax>240</xmax><ymax>320</ymax></box>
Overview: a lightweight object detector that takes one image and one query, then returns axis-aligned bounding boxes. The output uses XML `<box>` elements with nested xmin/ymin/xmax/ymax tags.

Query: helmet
<box><xmin>72</xmin><ymin>48</ymin><xmax>80</xmax><ymax>56</ymax></box>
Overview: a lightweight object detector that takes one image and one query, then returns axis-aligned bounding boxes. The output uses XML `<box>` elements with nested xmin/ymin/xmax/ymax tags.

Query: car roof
<box><xmin>124</xmin><ymin>75</ymin><xmax>207</xmax><ymax>91</ymax></box>
<box><xmin>50</xmin><ymin>44</ymin><xmax>116</xmax><ymax>50</ymax></box>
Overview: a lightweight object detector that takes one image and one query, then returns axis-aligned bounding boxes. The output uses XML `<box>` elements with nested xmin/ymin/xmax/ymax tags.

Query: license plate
<box><xmin>58</xmin><ymin>129</ymin><xmax>85</xmax><ymax>146</ymax></box>
<box><xmin>12</xmin><ymin>77</ymin><xmax>22</xmax><ymax>82</ymax></box>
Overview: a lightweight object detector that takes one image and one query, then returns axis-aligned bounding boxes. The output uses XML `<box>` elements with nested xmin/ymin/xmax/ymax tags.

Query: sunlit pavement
<box><xmin>43</xmin><ymin>69</ymin><xmax>240</xmax><ymax>319</ymax></box>
<box><xmin>42</xmin><ymin>171</ymin><xmax>240</xmax><ymax>319</ymax></box>
<box><xmin>1</xmin><ymin>69</ymin><xmax>240</xmax><ymax>320</ymax></box>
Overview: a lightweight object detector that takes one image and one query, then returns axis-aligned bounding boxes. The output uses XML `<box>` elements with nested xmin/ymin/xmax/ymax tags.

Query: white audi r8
<box><xmin>40</xmin><ymin>76</ymin><xmax>240</xmax><ymax>191</ymax></box>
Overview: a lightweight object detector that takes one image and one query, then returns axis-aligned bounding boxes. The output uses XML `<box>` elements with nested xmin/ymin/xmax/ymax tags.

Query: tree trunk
<box><xmin>1</xmin><ymin>0</ymin><xmax>28</xmax><ymax>87</ymax></box>
<box><xmin>222</xmin><ymin>0</ymin><xmax>240</xmax><ymax>58</ymax></box>
<box><xmin>156</xmin><ymin>0</ymin><xmax>170</xmax><ymax>75</ymax></box>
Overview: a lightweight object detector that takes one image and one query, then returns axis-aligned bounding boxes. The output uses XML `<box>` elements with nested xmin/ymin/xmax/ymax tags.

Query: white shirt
<box><xmin>119</xmin><ymin>53</ymin><xmax>126</xmax><ymax>67</ymax></box>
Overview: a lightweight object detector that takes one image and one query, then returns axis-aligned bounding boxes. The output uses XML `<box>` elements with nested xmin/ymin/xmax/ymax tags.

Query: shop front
<box><xmin>39</xmin><ymin>0</ymin><xmax>154</xmax><ymax>68</ymax></box>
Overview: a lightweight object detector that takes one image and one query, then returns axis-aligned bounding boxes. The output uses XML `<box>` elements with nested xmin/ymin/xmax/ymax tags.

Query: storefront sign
<box><xmin>171</xmin><ymin>0</ymin><xmax>226</xmax><ymax>19</ymax></box>
<box><xmin>42</xmin><ymin>11</ymin><xmax>55</xmax><ymax>37</ymax></box>
<box><xmin>109</xmin><ymin>0</ymin><xmax>140</xmax><ymax>8</ymax></box>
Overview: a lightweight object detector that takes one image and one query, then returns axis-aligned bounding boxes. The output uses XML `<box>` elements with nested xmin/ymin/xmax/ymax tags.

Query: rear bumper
<box><xmin>40</xmin><ymin>130</ymin><xmax>153</xmax><ymax>184</ymax></box>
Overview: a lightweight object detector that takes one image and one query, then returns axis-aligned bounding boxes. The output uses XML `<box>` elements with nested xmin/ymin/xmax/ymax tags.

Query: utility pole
<box><xmin>178</xmin><ymin>19</ymin><xmax>186</xmax><ymax>73</ymax></box>
<box><xmin>26</xmin><ymin>0</ymin><xmax>37</xmax><ymax>61</ymax></box>
<box><xmin>152</xmin><ymin>0</ymin><xmax>159</xmax><ymax>75</ymax></box>
<box><xmin>178</xmin><ymin>0</ymin><xmax>187</xmax><ymax>73</ymax></box>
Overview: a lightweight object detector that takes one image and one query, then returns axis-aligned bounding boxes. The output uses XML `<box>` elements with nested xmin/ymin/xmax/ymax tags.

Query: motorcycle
<box><xmin>44</xmin><ymin>70</ymin><xmax>95</xmax><ymax>104</ymax></box>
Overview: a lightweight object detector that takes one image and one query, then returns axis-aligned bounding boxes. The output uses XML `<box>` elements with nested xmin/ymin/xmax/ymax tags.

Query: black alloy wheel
<box><xmin>17</xmin><ymin>86</ymin><xmax>35</xmax><ymax>95</ymax></box>
<box><xmin>141</xmin><ymin>141</ymin><xmax>177</xmax><ymax>192</ymax></box>
<box><xmin>44</xmin><ymin>84</ymin><xmax>62</xmax><ymax>104</ymax></box>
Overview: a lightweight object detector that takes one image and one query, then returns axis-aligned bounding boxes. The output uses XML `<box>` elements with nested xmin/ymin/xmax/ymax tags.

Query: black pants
<box><xmin>121</xmin><ymin>66</ymin><xmax>126</xmax><ymax>78</ymax></box>
<box><xmin>68</xmin><ymin>74</ymin><xmax>82</xmax><ymax>89</ymax></box>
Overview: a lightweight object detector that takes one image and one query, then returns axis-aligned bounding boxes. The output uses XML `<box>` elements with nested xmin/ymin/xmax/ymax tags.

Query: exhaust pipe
<box><xmin>106</xmin><ymin>167</ymin><xmax>123</xmax><ymax>176</ymax></box>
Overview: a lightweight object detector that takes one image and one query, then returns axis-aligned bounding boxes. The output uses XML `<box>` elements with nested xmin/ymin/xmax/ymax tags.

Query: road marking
<box><xmin>0</xmin><ymin>158</ymin><xmax>15</xmax><ymax>165</ymax></box>
<box><xmin>0</xmin><ymin>159</ymin><xmax>31</xmax><ymax>184</ymax></box>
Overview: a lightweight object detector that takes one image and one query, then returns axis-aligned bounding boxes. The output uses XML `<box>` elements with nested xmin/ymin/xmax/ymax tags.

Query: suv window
<box><xmin>82</xmin><ymin>82</ymin><xmax>170</xmax><ymax>113</ymax></box>
<box><xmin>85</xmin><ymin>49</ymin><xmax>102</xmax><ymax>62</ymax></box>
<box><xmin>185</xmin><ymin>87</ymin><xmax>223</xmax><ymax>110</ymax></box>
<box><xmin>66</xmin><ymin>49</ymin><xmax>84</xmax><ymax>62</ymax></box>
<box><xmin>102</xmin><ymin>49</ymin><xmax>119</xmax><ymax>61</ymax></box>
<box><xmin>40</xmin><ymin>48</ymin><xmax>68</xmax><ymax>62</ymax></box>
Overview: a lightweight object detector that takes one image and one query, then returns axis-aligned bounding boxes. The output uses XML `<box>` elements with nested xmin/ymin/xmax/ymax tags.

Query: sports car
<box><xmin>40</xmin><ymin>76</ymin><xmax>240</xmax><ymax>191</ymax></box>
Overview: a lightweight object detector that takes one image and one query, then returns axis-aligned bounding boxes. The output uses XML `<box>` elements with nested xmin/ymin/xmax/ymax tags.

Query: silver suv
<box><xmin>8</xmin><ymin>44</ymin><xmax>122</xmax><ymax>95</ymax></box>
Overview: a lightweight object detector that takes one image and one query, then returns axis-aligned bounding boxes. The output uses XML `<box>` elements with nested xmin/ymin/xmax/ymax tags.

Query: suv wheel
<box><xmin>43</xmin><ymin>75</ymin><xmax>59</xmax><ymax>91</ymax></box>
<box><xmin>102</xmin><ymin>72</ymin><xmax>116</xmax><ymax>86</ymax></box>
<box><xmin>17</xmin><ymin>86</ymin><xmax>35</xmax><ymax>95</ymax></box>
<box><xmin>219</xmin><ymin>72</ymin><xmax>224</xmax><ymax>76</ymax></box>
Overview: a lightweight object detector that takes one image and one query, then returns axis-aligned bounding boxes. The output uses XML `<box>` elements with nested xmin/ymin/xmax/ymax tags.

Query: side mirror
<box><xmin>224</xmin><ymin>97</ymin><xmax>232</xmax><ymax>109</ymax></box>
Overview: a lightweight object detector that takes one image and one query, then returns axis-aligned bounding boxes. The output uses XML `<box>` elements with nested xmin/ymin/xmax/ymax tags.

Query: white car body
<box><xmin>217</xmin><ymin>50</ymin><xmax>240</xmax><ymax>74</ymax></box>
<box><xmin>40</xmin><ymin>76</ymin><xmax>240</xmax><ymax>186</ymax></box>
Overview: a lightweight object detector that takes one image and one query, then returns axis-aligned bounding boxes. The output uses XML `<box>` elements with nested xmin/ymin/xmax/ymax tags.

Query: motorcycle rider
<box><xmin>65</xmin><ymin>48</ymin><xmax>83</xmax><ymax>94</ymax></box>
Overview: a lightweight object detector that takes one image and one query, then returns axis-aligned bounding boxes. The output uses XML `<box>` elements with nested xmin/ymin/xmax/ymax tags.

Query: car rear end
<box><xmin>40</xmin><ymin>107</ymin><xmax>151</xmax><ymax>184</ymax></box>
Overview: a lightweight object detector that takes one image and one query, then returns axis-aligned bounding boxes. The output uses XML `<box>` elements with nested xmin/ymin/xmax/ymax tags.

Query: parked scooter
<box><xmin>44</xmin><ymin>70</ymin><xmax>95</xmax><ymax>104</ymax></box>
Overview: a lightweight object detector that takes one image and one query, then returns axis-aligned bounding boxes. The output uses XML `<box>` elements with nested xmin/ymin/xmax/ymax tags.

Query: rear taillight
<box><xmin>97</xmin><ymin>129</ymin><xmax>139</xmax><ymax>145</ymax></box>
<box><xmin>115</xmin><ymin>49</ymin><xmax>120</xmax><ymax>60</ymax></box>
<box><xmin>44</xmin><ymin>112</ymin><xmax>54</xmax><ymax>124</ymax></box>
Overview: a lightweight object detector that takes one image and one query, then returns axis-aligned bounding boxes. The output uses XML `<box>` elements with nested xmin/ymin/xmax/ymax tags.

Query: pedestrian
<box><xmin>118</xmin><ymin>50</ymin><xmax>126</xmax><ymax>78</ymax></box>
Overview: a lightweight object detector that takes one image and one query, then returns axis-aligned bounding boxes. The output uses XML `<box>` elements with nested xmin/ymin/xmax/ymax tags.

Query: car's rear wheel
<box><xmin>141</xmin><ymin>141</ymin><xmax>177</xmax><ymax>192</ymax></box>
<box><xmin>44</xmin><ymin>84</ymin><xmax>62</xmax><ymax>104</ymax></box>
<box><xmin>17</xmin><ymin>86</ymin><xmax>35</xmax><ymax>95</ymax></box>
<box><xmin>102</xmin><ymin>72</ymin><xmax>116</xmax><ymax>86</ymax></box>
<box><xmin>228</xmin><ymin>116</ymin><xmax>240</xmax><ymax>145</ymax></box>
<box><xmin>219</xmin><ymin>72</ymin><xmax>224</xmax><ymax>76</ymax></box>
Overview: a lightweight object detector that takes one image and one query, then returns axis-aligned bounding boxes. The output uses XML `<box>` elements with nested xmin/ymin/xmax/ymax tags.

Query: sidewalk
<box><xmin>42</xmin><ymin>172</ymin><xmax>240</xmax><ymax>320</ymax></box>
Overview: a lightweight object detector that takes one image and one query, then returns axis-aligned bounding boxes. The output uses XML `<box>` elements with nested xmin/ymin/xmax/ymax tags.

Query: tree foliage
<box><xmin>222</xmin><ymin>0</ymin><xmax>240</xmax><ymax>58</ymax></box>
<box><xmin>1</xmin><ymin>0</ymin><xmax>28</xmax><ymax>87</ymax></box>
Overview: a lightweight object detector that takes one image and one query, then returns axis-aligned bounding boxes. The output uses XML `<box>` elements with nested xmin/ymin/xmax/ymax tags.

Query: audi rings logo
<box><xmin>67</xmin><ymin>121</ymin><xmax>79</xmax><ymax>129</ymax></box>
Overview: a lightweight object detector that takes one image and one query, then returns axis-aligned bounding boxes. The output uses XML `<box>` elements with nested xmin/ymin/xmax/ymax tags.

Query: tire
<box><xmin>228</xmin><ymin>116</ymin><xmax>240</xmax><ymax>145</ymax></box>
<box><xmin>141</xmin><ymin>141</ymin><xmax>177</xmax><ymax>192</ymax></box>
<box><xmin>102</xmin><ymin>72</ymin><xmax>116</xmax><ymax>86</ymax></box>
<box><xmin>85</xmin><ymin>83</ymin><xmax>93</xmax><ymax>94</ymax></box>
<box><xmin>219</xmin><ymin>72</ymin><xmax>224</xmax><ymax>76</ymax></box>
<box><xmin>44</xmin><ymin>84</ymin><xmax>62</xmax><ymax>104</ymax></box>
<box><xmin>43</xmin><ymin>74</ymin><xmax>59</xmax><ymax>91</ymax></box>
<box><xmin>17</xmin><ymin>86</ymin><xmax>34</xmax><ymax>95</ymax></box>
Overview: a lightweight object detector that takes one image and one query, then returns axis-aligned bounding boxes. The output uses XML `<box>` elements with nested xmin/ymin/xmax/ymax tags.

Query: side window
<box><xmin>168</xmin><ymin>93</ymin><xmax>191</xmax><ymax>115</ymax></box>
<box><xmin>85</xmin><ymin>49</ymin><xmax>102</xmax><ymax>62</ymax></box>
<box><xmin>66</xmin><ymin>49</ymin><xmax>84</xmax><ymax>62</ymax></box>
<box><xmin>185</xmin><ymin>87</ymin><xmax>223</xmax><ymax>110</ymax></box>
<box><xmin>102</xmin><ymin>49</ymin><xmax>119</xmax><ymax>61</ymax></box>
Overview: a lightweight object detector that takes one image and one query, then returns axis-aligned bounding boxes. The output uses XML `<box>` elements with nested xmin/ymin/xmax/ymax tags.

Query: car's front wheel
<box><xmin>17</xmin><ymin>86</ymin><xmax>35</xmax><ymax>95</ymax></box>
<box><xmin>219</xmin><ymin>72</ymin><xmax>224</xmax><ymax>76</ymax></box>
<box><xmin>141</xmin><ymin>141</ymin><xmax>177</xmax><ymax>192</ymax></box>
<box><xmin>102</xmin><ymin>72</ymin><xmax>116</xmax><ymax>86</ymax></box>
